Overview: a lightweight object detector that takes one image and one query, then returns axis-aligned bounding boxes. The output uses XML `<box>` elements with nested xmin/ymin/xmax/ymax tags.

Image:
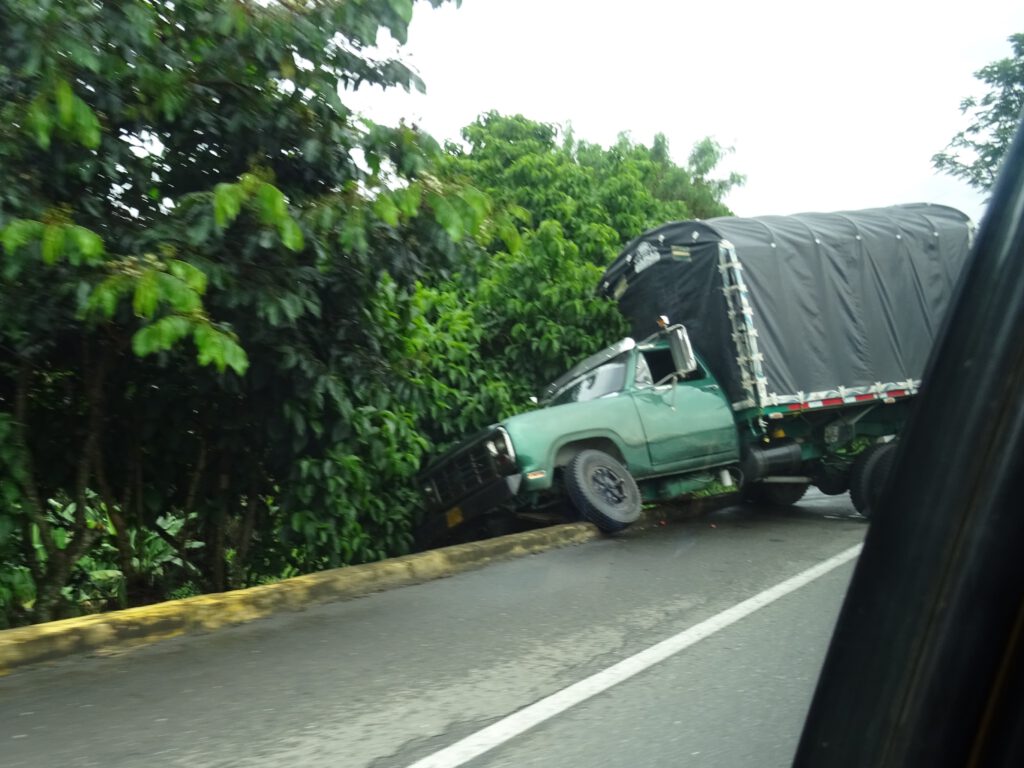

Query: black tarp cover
<box><xmin>600</xmin><ymin>204</ymin><xmax>972</xmax><ymax>409</ymax></box>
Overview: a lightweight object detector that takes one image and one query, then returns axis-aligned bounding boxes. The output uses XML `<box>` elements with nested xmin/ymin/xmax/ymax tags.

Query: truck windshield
<box><xmin>550</xmin><ymin>357</ymin><xmax>628</xmax><ymax>405</ymax></box>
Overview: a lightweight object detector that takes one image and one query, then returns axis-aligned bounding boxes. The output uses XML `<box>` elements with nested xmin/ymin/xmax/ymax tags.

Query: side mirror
<box><xmin>668</xmin><ymin>325</ymin><xmax>698</xmax><ymax>375</ymax></box>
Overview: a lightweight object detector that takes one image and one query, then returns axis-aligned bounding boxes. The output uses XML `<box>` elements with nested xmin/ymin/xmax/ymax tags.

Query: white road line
<box><xmin>404</xmin><ymin>543</ymin><xmax>862</xmax><ymax>768</ymax></box>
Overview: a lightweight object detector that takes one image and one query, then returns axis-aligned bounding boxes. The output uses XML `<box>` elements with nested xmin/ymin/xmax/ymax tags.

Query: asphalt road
<box><xmin>0</xmin><ymin>491</ymin><xmax>866</xmax><ymax>768</ymax></box>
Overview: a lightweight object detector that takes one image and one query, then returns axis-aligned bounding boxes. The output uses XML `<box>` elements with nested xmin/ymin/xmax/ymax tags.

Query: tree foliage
<box><xmin>0</xmin><ymin>2</ymin><xmax>740</xmax><ymax>627</ymax></box>
<box><xmin>933</xmin><ymin>33</ymin><xmax>1024</xmax><ymax>193</ymax></box>
<box><xmin>441</xmin><ymin>112</ymin><xmax>744</xmax><ymax>263</ymax></box>
<box><xmin>0</xmin><ymin>0</ymin><xmax>460</xmax><ymax>623</ymax></box>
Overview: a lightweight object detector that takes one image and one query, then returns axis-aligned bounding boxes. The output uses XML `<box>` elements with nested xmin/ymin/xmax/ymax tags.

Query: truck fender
<box><xmin>553</xmin><ymin>436</ymin><xmax>628</xmax><ymax>470</ymax></box>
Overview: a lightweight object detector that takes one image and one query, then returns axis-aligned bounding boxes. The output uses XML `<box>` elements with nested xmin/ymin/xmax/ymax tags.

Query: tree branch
<box><xmin>232</xmin><ymin>482</ymin><xmax>260</xmax><ymax>588</ymax></box>
<box><xmin>12</xmin><ymin>361</ymin><xmax>56</xmax><ymax>561</ymax></box>
<box><xmin>177</xmin><ymin>437</ymin><xmax>207</xmax><ymax>546</ymax></box>
<box><xmin>93</xmin><ymin>440</ymin><xmax>133</xmax><ymax>580</ymax></box>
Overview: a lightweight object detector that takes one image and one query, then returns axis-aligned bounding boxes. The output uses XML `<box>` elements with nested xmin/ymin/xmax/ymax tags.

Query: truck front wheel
<box><xmin>565</xmin><ymin>450</ymin><xmax>642</xmax><ymax>533</ymax></box>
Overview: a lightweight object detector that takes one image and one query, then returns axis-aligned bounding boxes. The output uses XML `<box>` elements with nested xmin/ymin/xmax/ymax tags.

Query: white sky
<box><xmin>349</xmin><ymin>0</ymin><xmax>1023</xmax><ymax>224</ymax></box>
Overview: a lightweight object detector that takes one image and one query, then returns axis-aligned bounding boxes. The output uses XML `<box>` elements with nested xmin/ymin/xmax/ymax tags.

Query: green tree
<box><xmin>402</xmin><ymin>112</ymin><xmax>742</xmax><ymax>423</ymax></box>
<box><xmin>0</xmin><ymin>0</ymin><xmax>464</xmax><ymax>623</ymax></box>
<box><xmin>442</xmin><ymin>112</ymin><xmax>743</xmax><ymax>263</ymax></box>
<box><xmin>933</xmin><ymin>33</ymin><xmax>1024</xmax><ymax>192</ymax></box>
<box><xmin>0</xmin><ymin>5</ymin><xmax>744</xmax><ymax>627</ymax></box>
<box><xmin>472</xmin><ymin>221</ymin><xmax>629</xmax><ymax>401</ymax></box>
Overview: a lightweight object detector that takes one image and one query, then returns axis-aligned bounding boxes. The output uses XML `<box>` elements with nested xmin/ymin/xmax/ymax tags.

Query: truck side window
<box><xmin>640</xmin><ymin>348</ymin><xmax>704</xmax><ymax>383</ymax></box>
<box><xmin>550</xmin><ymin>357</ymin><xmax>629</xmax><ymax>405</ymax></box>
<box><xmin>642</xmin><ymin>349</ymin><xmax>677</xmax><ymax>383</ymax></box>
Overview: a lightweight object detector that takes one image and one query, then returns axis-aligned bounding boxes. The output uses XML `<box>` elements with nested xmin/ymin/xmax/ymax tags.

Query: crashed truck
<box><xmin>416</xmin><ymin>203</ymin><xmax>974</xmax><ymax>544</ymax></box>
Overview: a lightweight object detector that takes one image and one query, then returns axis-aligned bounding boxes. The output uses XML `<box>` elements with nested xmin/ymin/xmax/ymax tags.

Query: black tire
<box><xmin>744</xmin><ymin>482</ymin><xmax>809</xmax><ymax>506</ymax></box>
<box><xmin>814</xmin><ymin>469</ymin><xmax>850</xmax><ymax>496</ymax></box>
<box><xmin>742</xmin><ymin>483</ymin><xmax>768</xmax><ymax>504</ymax></box>
<box><xmin>763</xmin><ymin>482</ymin><xmax>810</xmax><ymax>506</ymax></box>
<box><xmin>849</xmin><ymin>444</ymin><xmax>882</xmax><ymax>516</ymax></box>
<box><xmin>850</xmin><ymin>442</ymin><xmax>896</xmax><ymax>518</ymax></box>
<box><xmin>565</xmin><ymin>450</ymin><xmax>642</xmax><ymax>533</ymax></box>
<box><xmin>868</xmin><ymin>445</ymin><xmax>898</xmax><ymax>515</ymax></box>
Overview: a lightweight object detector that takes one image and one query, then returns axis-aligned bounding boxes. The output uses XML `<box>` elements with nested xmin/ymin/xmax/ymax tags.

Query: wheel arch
<box><xmin>553</xmin><ymin>436</ymin><xmax>628</xmax><ymax>469</ymax></box>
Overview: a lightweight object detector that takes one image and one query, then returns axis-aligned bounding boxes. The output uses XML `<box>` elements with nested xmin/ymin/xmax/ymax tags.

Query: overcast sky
<box><xmin>350</xmin><ymin>0</ymin><xmax>1022</xmax><ymax>224</ymax></box>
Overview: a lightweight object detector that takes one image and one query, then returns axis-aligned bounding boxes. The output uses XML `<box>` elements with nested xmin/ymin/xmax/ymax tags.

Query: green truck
<box><xmin>417</xmin><ymin>204</ymin><xmax>973</xmax><ymax>544</ymax></box>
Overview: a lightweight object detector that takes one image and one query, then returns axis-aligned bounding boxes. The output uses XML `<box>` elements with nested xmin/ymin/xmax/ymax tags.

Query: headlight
<box><xmin>497</xmin><ymin>427</ymin><xmax>516</xmax><ymax>461</ymax></box>
<box><xmin>488</xmin><ymin>427</ymin><xmax>517</xmax><ymax>471</ymax></box>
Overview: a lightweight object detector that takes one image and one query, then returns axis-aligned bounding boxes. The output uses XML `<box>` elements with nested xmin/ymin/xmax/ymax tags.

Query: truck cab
<box><xmin>418</xmin><ymin>324</ymin><xmax>740</xmax><ymax>545</ymax></box>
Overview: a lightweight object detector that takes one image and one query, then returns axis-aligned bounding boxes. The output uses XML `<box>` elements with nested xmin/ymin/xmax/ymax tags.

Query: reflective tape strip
<box><xmin>782</xmin><ymin>390</ymin><xmax>912</xmax><ymax>413</ymax></box>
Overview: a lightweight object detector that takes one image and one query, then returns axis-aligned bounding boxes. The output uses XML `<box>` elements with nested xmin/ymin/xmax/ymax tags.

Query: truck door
<box><xmin>630</xmin><ymin>348</ymin><xmax>738</xmax><ymax>470</ymax></box>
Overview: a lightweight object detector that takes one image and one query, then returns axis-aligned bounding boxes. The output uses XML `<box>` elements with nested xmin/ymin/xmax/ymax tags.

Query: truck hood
<box><xmin>500</xmin><ymin>393</ymin><xmax>640</xmax><ymax>475</ymax></box>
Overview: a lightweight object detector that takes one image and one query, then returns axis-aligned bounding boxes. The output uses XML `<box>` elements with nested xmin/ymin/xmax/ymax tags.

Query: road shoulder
<box><xmin>0</xmin><ymin>521</ymin><xmax>602</xmax><ymax>675</ymax></box>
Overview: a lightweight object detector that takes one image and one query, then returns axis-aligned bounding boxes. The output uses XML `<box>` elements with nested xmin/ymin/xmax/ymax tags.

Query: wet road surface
<box><xmin>0</xmin><ymin>491</ymin><xmax>866</xmax><ymax>768</ymax></box>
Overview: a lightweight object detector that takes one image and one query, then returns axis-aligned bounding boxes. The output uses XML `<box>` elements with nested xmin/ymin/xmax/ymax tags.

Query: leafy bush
<box><xmin>0</xmin><ymin>1</ymin><xmax>738</xmax><ymax>626</ymax></box>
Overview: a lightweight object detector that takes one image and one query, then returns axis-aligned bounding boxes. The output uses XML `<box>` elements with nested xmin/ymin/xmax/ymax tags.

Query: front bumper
<box><xmin>415</xmin><ymin>473</ymin><xmax>523</xmax><ymax>547</ymax></box>
<box><xmin>416</xmin><ymin>427</ymin><xmax>523</xmax><ymax>545</ymax></box>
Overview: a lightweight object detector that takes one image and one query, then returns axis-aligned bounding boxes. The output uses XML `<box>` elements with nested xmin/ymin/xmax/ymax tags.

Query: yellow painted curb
<box><xmin>0</xmin><ymin>522</ymin><xmax>600</xmax><ymax>675</ymax></box>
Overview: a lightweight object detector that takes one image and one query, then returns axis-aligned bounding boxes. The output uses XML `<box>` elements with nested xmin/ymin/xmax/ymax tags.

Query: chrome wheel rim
<box><xmin>591</xmin><ymin>466</ymin><xmax>626</xmax><ymax>505</ymax></box>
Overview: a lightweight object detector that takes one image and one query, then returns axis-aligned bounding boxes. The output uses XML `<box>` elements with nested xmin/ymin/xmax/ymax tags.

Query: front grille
<box><xmin>433</xmin><ymin>445</ymin><xmax>495</xmax><ymax>504</ymax></box>
<box><xmin>424</xmin><ymin>437</ymin><xmax>500</xmax><ymax>510</ymax></box>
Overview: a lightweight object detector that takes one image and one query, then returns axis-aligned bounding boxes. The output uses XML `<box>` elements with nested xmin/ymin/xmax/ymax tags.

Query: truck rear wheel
<box><xmin>850</xmin><ymin>442</ymin><xmax>896</xmax><ymax>518</ymax></box>
<box><xmin>565</xmin><ymin>450</ymin><xmax>642</xmax><ymax>533</ymax></box>
<box><xmin>814</xmin><ymin>469</ymin><xmax>850</xmax><ymax>496</ymax></box>
<box><xmin>745</xmin><ymin>482</ymin><xmax>809</xmax><ymax>506</ymax></box>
